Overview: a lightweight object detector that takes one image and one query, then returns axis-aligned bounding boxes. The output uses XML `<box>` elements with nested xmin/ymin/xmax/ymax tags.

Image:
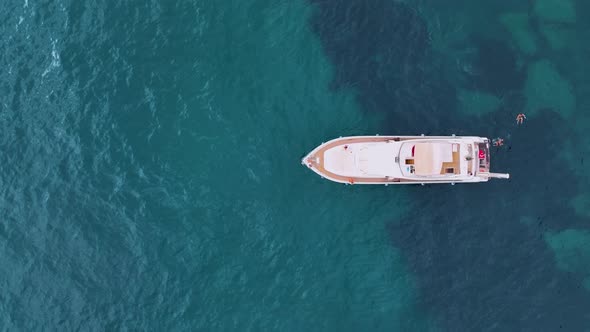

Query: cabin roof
<box><xmin>413</xmin><ymin>142</ymin><xmax>454</xmax><ymax>176</ymax></box>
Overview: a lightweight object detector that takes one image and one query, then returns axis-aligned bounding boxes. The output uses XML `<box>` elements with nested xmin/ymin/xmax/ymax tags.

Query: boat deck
<box><xmin>302</xmin><ymin>136</ymin><xmax>504</xmax><ymax>185</ymax></box>
<box><xmin>304</xmin><ymin>137</ymin><xmax>401</xmax><ymax>184</ymax></box>
<box><xmin>440</xmin><ymin>146</ymin><xmax>460</xmax><ymax>175</ymax></box>
<box><xmin>304</xmin><ymin>136</ymin><xmax>469</xmax><ymax>184</ymax></box>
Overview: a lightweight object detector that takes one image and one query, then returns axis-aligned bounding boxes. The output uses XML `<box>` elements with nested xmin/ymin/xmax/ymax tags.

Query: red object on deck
<box><xmin>478</xmin><ymin>150</ymin><xmax>485</xmax><ymax>159</ymax></box>
<box><xmin>411</xmin><ymin>145</ymin><xmax>415</xmax><ymax>156</ymax></box>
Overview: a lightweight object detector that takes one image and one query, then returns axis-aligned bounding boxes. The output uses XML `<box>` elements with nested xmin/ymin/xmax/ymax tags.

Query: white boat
<box><xmin>301</xmin><ymin>135</ymin><xmax>509</xmax><ymax>185</ymax></box>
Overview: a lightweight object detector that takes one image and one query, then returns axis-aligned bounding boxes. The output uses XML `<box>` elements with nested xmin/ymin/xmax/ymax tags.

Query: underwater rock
<box><xmin>519</xmin><ymin>216</ymin><xmax>535</xmax><ymax>226</ymax></box>
<box><xmin>524</xmin><ymin>59</ymin><xmax>575</xmax><ymax>117</ymax></box>
<box><xmin>308</xmin><ymin>0</ymin><xmax>457</xmax><ymax>132</ymax></box>
<box><xmin>466</xmin><ymin>37</ymin><xmax>524</xmax><ymax>95</ymax></box>
<box><xmin>545</xmin><ymin>229</ymin><xmax>590</xmax><ymax>275</ymax></box>
<box><xmin>308</xmin><ymin>0</ymin><xmax>429</xmax><ymax>93</ymax></box>
<box><xmin>532</xmin><ymin>0</ymin><xmax>576</xmax><ymax>51</ymax></box>
<box><xmin>457</xmin><ymin>89</ymin><xmax>501</xmax><ymax>116</ymax></box>
<box><xmin>539</xmin><ymin>24</ymin><xmax>573</xmax><ymax>51</ymax></box>
<box><xmin>571</xmin><ymin>193</ymin><xmax>590</xmax><ymax>219</ymax></box>
<box><xmin>499</xmin><ymin>13</ymin><xmax>537</xmax><ymax>55</ymax></box>
<box><xmin>533</xmin><ymin>0</ymin><xmax>576</xmax><ymax>24</ymax></box>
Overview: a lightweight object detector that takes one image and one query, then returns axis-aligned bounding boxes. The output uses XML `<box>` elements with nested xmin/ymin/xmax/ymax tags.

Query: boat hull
<box><xmin>302</xmin><ymin>135</ymin><xmax>507</xmax><ymax>185</ymax></box>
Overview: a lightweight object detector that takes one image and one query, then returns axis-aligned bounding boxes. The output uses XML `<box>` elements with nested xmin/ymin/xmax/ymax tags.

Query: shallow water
<box><xmin>1</xmin><ymin>0</ymin><xmax>589</xmax><ymax>330</ymax></box>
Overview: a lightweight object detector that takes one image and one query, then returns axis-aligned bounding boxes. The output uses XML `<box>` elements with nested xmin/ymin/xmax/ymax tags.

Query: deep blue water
<box><xmin>1</xmin><ymin>0</ymin><xmax>590</xmax><ymax>330</ymax></box>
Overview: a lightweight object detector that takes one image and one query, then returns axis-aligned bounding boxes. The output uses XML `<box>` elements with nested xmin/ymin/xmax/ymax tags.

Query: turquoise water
<box><xmin>1</xmin><ymin>0</ymin><xmax>590</xmax><ymax>330</ymax></box>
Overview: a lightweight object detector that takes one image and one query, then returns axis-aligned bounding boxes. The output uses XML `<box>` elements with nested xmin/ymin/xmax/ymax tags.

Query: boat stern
<box><xmin>477</xmin><ymin>139</ymin><xmax>491</xmax><ymax>174</ymax></box>
<box><xmin>476</xmin><ymin>138</ymin><xmax>510</xmax><ymax>180</ymax></box>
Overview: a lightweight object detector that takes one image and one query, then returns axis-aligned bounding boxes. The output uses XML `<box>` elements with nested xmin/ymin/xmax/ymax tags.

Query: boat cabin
<box><xmin>399</xmin><ymin>141</ymin><xmax>474</xmax><ymax>178</ymax></box>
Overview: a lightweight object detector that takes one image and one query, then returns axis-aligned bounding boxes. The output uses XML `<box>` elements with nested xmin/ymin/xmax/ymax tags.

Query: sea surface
<box><xmin>1</xmin><ymin>0</ymin><xmax>590</xmax><ymax>330</ymax></box>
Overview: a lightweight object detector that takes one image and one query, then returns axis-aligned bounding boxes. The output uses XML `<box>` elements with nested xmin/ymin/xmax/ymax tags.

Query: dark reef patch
<box><xmin>308</xmin><ymin>0</ymin><xmax>590</xmax><ymax>330</ymax></box>
<box><xmin>309</xmin><ymin>0</ymin><xmax>459</xmax><ymax>134</ymax></box>
<box><xmin>436</xmin><ymin>35</ymin><xmax>526</xmax><ymax>97</ymax></box>
<box><xmin>389</xmin><ymin>109</ymin><xmax>590</xmax><ymax>331</ymax></box>
<box><xmin>466</xmin><ymin>37</ymin><xmax>525</xmax><ymax>95</ymax></box>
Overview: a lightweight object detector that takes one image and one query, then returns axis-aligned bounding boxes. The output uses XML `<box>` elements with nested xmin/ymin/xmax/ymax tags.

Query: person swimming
<box><xmin>516</xmin><ymin>113</ymin><xmax>526</xmax><ymax>124</ymax></box>
<box><xmin>492</xmin><ymin>137</ymin><xmax>504</xmax><ymax>146</ymax></box>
